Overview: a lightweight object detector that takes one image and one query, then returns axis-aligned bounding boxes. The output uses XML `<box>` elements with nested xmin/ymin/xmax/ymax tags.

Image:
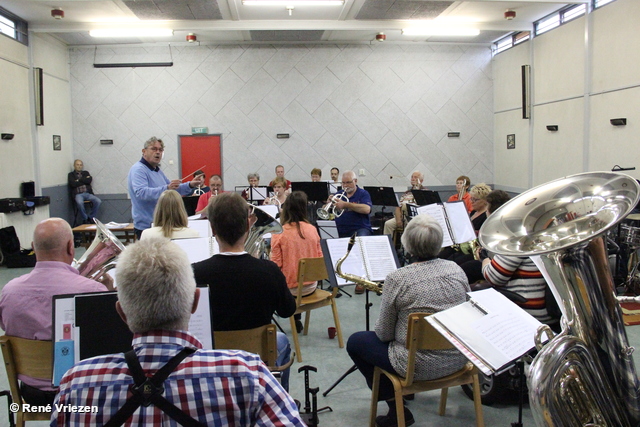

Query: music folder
<box><xmin>427</xmin><ymin>288</ymin><xmax>550</xmax><ymax>375</ymax></box>
<box><xmin>320</xmin><ymin>235</ymin><xmax>400</xmax><ymax>288</ymax></box>
<box><xmin>415</xmin><ymin>201</ymin><xmax>475</xmax><ymax>247</ymax></box>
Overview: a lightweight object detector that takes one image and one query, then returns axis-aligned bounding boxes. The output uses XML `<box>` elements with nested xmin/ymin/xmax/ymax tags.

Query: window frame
<box><xmin>0</xmin><ymin>6</ymin><xmax>28</xmax><ymax>46</ymax></box>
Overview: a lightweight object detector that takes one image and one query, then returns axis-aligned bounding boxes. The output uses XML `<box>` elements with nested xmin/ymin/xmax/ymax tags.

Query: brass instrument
<box><xmin>245</xmin><ymin>203</ymin><xmax>282</xmax><ymax>259</ymax></box>
<box><xmin>458</xmin><ymin>178</ymin><xmax>467</xmax><ymax>201</ymax></box>
<box><xmin>479</xmin><ymin>171</ymin><xmax>640</xmax><ymax>426</ymax></box>
<box><xmin>317</xmin><ymin>192</ymin><xmax>349</xmax><ymax>220</ymax></box>
<box><xmin>335</xmin><ymin>233</ymin><xmax>383</xmax><ymax>295</ymax></box>
<box><xmin>74</xmin><ymin>219</ymin><xmax>125</xmax><ymax>279</ymax></box>
<box><xmin>469</xmin><ymin>238</ymin><xmax>481</xmax><ymax>261</ymax></box>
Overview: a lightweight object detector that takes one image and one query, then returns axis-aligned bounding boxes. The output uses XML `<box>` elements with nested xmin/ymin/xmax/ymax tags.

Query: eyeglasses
<box><xmin>147</xmin><ymin>146</ymin><xmax>164</xmax><ymax>152</ymax></box>
<box><xmin>341</xmin><ymin>180</ymin><xmax>354</xmax><ymax>185</ymax></box>
<box><xmin>470</xmin><ymin>197</ymin><xmax>479</xmax><ymax>202</ymax></box>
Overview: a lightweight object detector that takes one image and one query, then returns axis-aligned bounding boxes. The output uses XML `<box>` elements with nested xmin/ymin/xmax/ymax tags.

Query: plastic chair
<box><xmin>214</xmin><ymin>324</ymin><xmax>294</xmax><ymax>378</ymax></box>
<box><xmin>290</xmin><ymin>257</ymin><xmax>343</xmax><ymax>362</ymax></box>
<box><xmin>0</xmin><ymin>335</ymin><xmax>53</xmax><ymax>427</ymax></box>
<box><xmin>369</xmin><ymin>313</ymin><xmax>484</xmax><ymax>427</ymax></box>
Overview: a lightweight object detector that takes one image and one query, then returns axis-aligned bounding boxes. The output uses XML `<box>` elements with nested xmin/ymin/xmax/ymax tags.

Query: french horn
<box><xmin>317</xmin><ymin>192</ymin><xmax>349</xmax><ymax>220</ymax></box>
<box><xmin>74</xmin><ymin>219</ymin><xmax>125</xmax><ymax>279</ymax></box>
<box><xmin>479</xmin><ymin>171</ymin><xmax>640</xmax><ymax>426</ymax></box>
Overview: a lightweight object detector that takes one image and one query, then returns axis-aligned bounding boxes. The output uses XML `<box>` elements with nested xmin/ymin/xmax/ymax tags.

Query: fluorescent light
<box><xmin>402</xmin><ymin>27</ymin><xmax>480</xmax><ymax>36</ymax></box>
<box><xmin>89</xmin><ymin>29</ymin><xmax>174</xmax><ymax>38</ymax></box>
<box><xmin>243</xmin><ymin>0</ymin><xmax>343</xmax><ymax>5</ymax></box>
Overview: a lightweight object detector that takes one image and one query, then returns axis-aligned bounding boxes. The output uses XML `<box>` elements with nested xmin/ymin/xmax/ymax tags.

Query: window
<box><xmin>535</xmin><ymin>4</ymin><xmax>587</xmax><ymax>36</ymax></box>
<box><xmin>0</xmin><ymin>7</ymin><xmax>28</xmax><ymax>46</ymax></box>
<box><xmin>493</xmin><ymin>32</ymin><xmax>530</xmax><ymax>56</ymax></box>
<box><xmin>594</xmin><ymin>0</ymin><xmax>616</xmax><ymax>8</ymax></box>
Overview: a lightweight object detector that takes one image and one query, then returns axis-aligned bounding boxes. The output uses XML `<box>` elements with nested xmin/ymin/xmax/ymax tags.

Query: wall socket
<box><xmin>169</xmin><ymin>160</ymin><xmax>174</xmax><ymax>165</ymax></box>
<box><xmin>359</xmin><ymin>168</ymin><xmax>365</xmax><ymax>176</ymax></box>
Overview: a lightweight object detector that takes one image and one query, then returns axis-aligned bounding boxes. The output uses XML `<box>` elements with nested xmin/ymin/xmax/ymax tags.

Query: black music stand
<box><xmin>364</xmin><ymin>186</ymin><xmax>398</xmax><ymax>209</ymax></box>
<box><xmin>291</xmin><ymin>181</ymin><xmax>329</xmax><ymax>202</ymax></box>
<box><xmin>411</xmin><ymin>189</ymin><xmax>442</xmax><ymax>206</ymax></box>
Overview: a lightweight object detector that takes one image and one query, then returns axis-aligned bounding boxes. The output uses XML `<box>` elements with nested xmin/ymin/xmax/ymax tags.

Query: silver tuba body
<box><xmin>479</xmin><ymin>171</ymin><xmax>640</xmax><ymax>427</ymax></box>
<box><xmin>74</xmin><ymin>219</ymin><xmax>125</xmax><ymax>279</ymax></box>
<box><xmin>245</xmin><ymin>204</ymin><xmax>282</xmax><ymax>259</ymax></box>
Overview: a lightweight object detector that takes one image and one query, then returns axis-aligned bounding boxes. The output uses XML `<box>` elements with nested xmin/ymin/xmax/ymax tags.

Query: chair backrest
<box><xmin>403</xmin><ymin>313</ymin><xmax>454</xmax><ymax>386</ymax></box>
<box><xmin>214</xmin><ymin>324</ymin><xmax>278</xmax><ymax>367</ymax></box>
<box><xmin>0</xmin><ymin>335</ymin><xmax>53</xmax><ymax>404</ymax></box>
<box><xmin>295</xmin><ymin>257</ymin><xmax>329</xmax><ymax>304</ymax></box>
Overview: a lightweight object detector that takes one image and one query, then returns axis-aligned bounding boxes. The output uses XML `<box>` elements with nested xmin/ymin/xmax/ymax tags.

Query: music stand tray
<box><xmin>411</xmin><ymin>189</ymin><xmax>442</xmax><ymax>206</ymax></box>
<box><xmin>364</xmin><ymin>186</ymin><xmax>398</xmax><ymax>207</ymax></box>
<box><xmin>291</xmin><ymin>181</ymin><xmax>329</xmax><ymax>202</ymax></box>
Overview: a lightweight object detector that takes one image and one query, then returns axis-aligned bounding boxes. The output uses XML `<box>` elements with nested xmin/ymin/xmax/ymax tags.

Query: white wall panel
<box><xmin>493</xmin><ymin>42</ymin><xmax>530</xmax><ymax>113</ymax></box>
<box><xmin>494</xmin><ymin>110</ymin><xmax>530</xmax><ymax>190</ymax></box>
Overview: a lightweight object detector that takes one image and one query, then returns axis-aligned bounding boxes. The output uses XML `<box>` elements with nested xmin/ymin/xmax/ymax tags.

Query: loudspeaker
<box><xmin>546</xmin><ymin>125</ymin><xmax>559</xmax><ymax>132</ymax></box>
<box><xmin>21</xmin><ymin>181</ymin><xmax>35</xmax><ymax>198</ymax></box>
<box><xmin>1</xmin><ymin>133</ymin><xmax>14</xmax><ymax>140</ymax></box>
<box><xmin>610</xmin><ymin>118</ymin><xmax>627</xmax><ymax>126</ymax></box>
<box><xmin>521</xmin><ymin>65</ymin><xmax>531</xmax><ymax>120</ymax></box>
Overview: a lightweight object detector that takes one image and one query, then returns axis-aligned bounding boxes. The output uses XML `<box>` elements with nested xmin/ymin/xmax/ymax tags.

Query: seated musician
<box><xmin>140</xmin><ymin>190</ymin><xmax>200</xmax><ymax>240</ymax></box>
<box><xmin>334</xmin><ymin>170</ymin><xmax>373</xmax><ymax>238</ymax></box>
<box><xmin>383</xmin><ymin>171</ymin><xmax>427</xmax><ymax>236</ymax></box>
<box><xmin>241</xmin><ymin>172</ymin><xmax>263</xmax><ymax>205</ymax></box>
<box><xmin>52</xmin><ymin>238</ymin><xmax>304</xmax><ymax>426</ymax></box>
<box><xmin>195</xmin><ymin>174</ymin><xmax>223</xmax><ymax>216</ymax></box>
<box><xmin>347</xmin><ymin>214</ymin><xmax>470</xmax><ymax>427</ymax></box>
<box><xmin>188</xmin><ymin>169</ymin><xmax>208</xmax><ymax>196</ymax></box>
<box><xmin>192</xmin><ymin>193</ymin><xmax>296</xmax><ymax>391</ymax></box>
<box><xmin>264</xmin><ymin>176</ymin><xmax>288</xmax><ymax>208</ymax></box>
<box><xmin>270</xmin><ymin>191</ymin><xmax>323</xmax><ymax>333</ymax></box>
<box><xmin>447</xmin><ymin>175</ymin><xmax>473</xmax><ymax>213</ymax></box>
<box><xmin>269</xmin><ymin>164</ymin><xmax>292</xmax><ymax>190</ymax></box>
<box><xmin>462</xmin><ymin>190</ymin><xmax>557</xmax><ymax>326</ymax></box>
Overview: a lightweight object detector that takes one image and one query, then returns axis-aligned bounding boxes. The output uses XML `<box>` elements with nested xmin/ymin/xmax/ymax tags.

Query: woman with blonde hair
<box><xmin>140</xmin><ymin>190</ymin><xmax>200</xmax><ymax>240</ymax></box>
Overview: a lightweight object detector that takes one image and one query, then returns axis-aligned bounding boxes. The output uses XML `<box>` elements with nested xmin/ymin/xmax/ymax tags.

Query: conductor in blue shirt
<box><xmin>128</xmin><ymin>136</ymin><xmax>204</xmax><ymax>239</ymax></box>
<box><xmin>334</xmin><ymin>170</ymin><xmax>373</xmax><ymax>238</ymax></box>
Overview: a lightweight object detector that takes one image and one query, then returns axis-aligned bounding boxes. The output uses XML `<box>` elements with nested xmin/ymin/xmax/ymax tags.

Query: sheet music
<box><xmin>444</xmin><ymin>201</ymin><xmax>476</xmax><ymax>243</ymax></box>
<box><xmin>172</xmin><ymin>237</ymin><xmax>218</xmax><ymax>264</ymax></box>
<box><xmin>416</xmin><ymin>204</ymin><xmax>454</xmax><ymax>247</ymax></box>
<box><xmin>324</xmin><ymin>238</ymin><xmax>368</xmax><ymax>286</ymax></box>
<box><xmin>472</xmin><ymin>311</ymin><xmax>538</xmax><ymax>363</ymax></box>
<box><xmin>531</xmin><ymin>256</ymin><xmax>567</xmax><ymax>318</ymax></box>
<box><xmin>360</xmin><ymin>235</ymin><xmax>398</xmax><ymax>281</ymax></box>
<box><xmin>329</xmin><ymin>183</ymin><xmax>341</xmax><ymax>194</ymax></box>
<box><xmin>188</xmin><ymin>218</ymin><xmax>212</xmax><ymax>238</ymax></box>
<box><xmin>189</xmin><ymin>287</ymin><xmax>213</xmax><ymax>349</ymax></box>
<box><xmin>250</xmin><ymin>187</ymin><xmax>267</xmax><ymax>201</ymax></box>
<box><xmin>317</xmin><ymin>220</ymin><xmax>339</xmax><ymax>239</ymax></box>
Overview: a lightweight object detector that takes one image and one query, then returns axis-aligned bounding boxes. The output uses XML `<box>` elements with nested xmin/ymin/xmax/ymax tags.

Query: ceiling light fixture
<box><xmin>402</xmin><ymin>27</ymin><xmax>480</xmax><ymax>36</ymax></box>
<box><xmin>243</xmin><ymin>0</ymin><xmax>343</xmax><ymax>5</ymax></box>
<box><xmin>89</xmin><ymin>28</ymin><xmax>174</xmax><ymax>38</ymax></box>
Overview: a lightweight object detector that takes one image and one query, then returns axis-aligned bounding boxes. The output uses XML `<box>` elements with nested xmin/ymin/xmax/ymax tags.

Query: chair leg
<box><xmin>438</xmin><ymin>387</ymin><xmax>448</xmax><ymax>416</ymax></box>
<box><xmin>472</xmin><ymin>375</ymin><xmax>485</xmax><ymax>427</ymax></box>
<box><xmin>331</xmin><ymin>300</ymin><xmax>344</xmax><ymax>348</ymax></box>
<box><xmin>289</xmin><ymin>317</ymin><xmax>303</xmax><ymax>363</ymax></box>
<box><xmin>395</xmin><ymin>386</ymin><xmax>405</xmax><ymax>427</ymax></box>
<box><xmin>370</xmin><ymin>369</ymin><xmax>381</xmax><ymax>427</ymax></box>
<box><xmin>303</xmin><ymin>311</ymin><xmax>311</xmax><ymax>336</ymax></box>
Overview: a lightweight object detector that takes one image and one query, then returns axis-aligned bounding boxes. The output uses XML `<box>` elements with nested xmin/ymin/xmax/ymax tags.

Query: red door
<box><xmin>179</xmin><ymin>135</ymin><xmax>222</xmax><ymax>181</ymax></box>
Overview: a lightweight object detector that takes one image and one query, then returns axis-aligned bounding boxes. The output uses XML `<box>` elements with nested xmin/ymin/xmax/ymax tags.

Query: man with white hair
<box><xmin>334</xmin><ymin>170</ymin><xmax>373</xmax><ymax>238</ymax></box>
<box><xmin>51</xmin><ymin>238</ymin><xmax>304</xmax><ymax>426</ymax></box>
<box><xmin>0</xmin><ymin>218</ymin><xmax>111</xmax><ymax>406</ymax></box>
<box><xmin>383</xmin><ymin>171</ymin><xmax>427</xmax><ymax>236</ymax></box>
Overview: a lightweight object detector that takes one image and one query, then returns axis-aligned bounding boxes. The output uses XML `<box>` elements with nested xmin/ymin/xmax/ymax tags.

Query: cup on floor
<box><xmin>328</xmin><ymin>327</ymin><xmax>336</xmax><ymax>339</ymax></box>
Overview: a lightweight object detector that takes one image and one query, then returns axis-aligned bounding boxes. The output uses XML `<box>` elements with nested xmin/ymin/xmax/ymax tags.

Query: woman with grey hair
<box><xmin>347</xmin><ymin>214</ymin><xmax>470</xmax><ymax>427</ymax></box>
<box><xmin>242</xmin><ymin>172</ymin><xmax>262</xmax><ymax>204</ymax></box>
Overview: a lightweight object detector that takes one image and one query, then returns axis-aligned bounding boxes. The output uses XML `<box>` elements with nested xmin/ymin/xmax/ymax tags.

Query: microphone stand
<box><xmin>322</xmin><ymin>287</ymin><xmax>373</xmax><ymax>397</ymax></box>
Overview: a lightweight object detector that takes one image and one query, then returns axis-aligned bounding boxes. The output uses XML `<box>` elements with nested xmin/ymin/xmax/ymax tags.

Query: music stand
<box><xmin>411</xmin><ymin>189</ymin><xmax>442</xmax><ymax>206</ymax></box>
<box><xmin>291</xmin><ymin>181</ymin><xmax>329</xmax><ymax>202</ymax></box>
<box><xmin>364</xmin><ymin>186</ymin><xmax>398</xmax><ymax>208</ymax></box>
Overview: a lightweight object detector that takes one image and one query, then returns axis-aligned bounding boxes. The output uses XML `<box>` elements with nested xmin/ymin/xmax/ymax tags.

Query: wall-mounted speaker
<box><xmin>521</xmin><ymin>65</ymin><xmax>531</xmax><ymax>120</ymax></box>
<box><xmin>447</xmin><ymin>132</ymin><xmax>461</xmax><ymax>138</ymax></box>
<box><xmin>1</xmin><ymin>133</ymin><xmax>14</xmax><ymax>140</ymax></box>
<box><xmin>546</xmin><ymin>125</ymin><xmax>559</xmax><ymax>132</ymax></box>
<box><xmin>610</xmin><ymin>118</ymin><xmax>627</xmax><ymax>126</ymax></box>
<box><xmin>34</xmin><ymin>67</ymin><xmax>44</xmax><ymax>126</ymax></box>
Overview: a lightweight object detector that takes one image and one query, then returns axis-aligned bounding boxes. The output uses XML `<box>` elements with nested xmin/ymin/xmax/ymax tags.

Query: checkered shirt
<box><xmin>50</xmin><ymin>330</ymin><xmax>304</xmax><ymax>426</ymax></box>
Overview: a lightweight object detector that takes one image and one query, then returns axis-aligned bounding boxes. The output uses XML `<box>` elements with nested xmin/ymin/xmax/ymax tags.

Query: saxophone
<box><xmin>479</xmin><ymin>171</ymin><xmax>640</xmax><ymax>427</ymax></box>
<box><xmin>335</xmin><ymin>233</ymin><xmax>383</xmax><ymax>295</ymax></box>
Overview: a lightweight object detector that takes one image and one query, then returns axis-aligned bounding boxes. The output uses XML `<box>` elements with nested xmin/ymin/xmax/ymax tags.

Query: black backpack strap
<box><xmin>104</xmin><ymin>347</ymin><xmax>205</xmax><ymax>427</ymax></box>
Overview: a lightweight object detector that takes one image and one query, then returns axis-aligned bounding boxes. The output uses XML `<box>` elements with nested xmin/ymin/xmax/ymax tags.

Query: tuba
<box><xmin>245</xmin><ymin>203</ymin><xmax>282</xmax><ymax>259</ymax></box>
<box><xmin>74</xmin><ymin>219</ymin><xmax>125</xmax><ymax>279</ymax></box>
<box><xmin>317</xmin><ymin>192</ymin><xmax>349</xmax><ymax>220</ymax></box>
<box><xmin>479</xmin><ymin>171</ymin><xmax>640</xmax><ymax>426</ymax></box>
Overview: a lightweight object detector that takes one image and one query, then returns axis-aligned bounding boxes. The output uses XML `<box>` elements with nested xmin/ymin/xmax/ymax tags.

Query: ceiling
<box><xmin>3</xmin><ymin>0</ymin><xmax>589</xmax><ymax>45</ymax></box>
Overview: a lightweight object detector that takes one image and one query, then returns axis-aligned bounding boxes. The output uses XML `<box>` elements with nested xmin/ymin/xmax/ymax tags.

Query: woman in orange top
<box><xmin>271</xmin><ymin>191</ymin><xmax>323</xmax><ymax>333</ymax></box>
<box><xmin>447</xmin><ymin>175</ymin><xmax>473</xmax><ymax>213</ymax></box>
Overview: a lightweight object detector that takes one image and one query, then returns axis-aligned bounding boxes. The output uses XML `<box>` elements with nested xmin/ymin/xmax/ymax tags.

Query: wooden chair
<box><xmin>214</xmin><ymin>324</ymin><xmax>294</xmax><ymax>376</ymax></box>
<box><xmin>370</xmin><ymin>313</ymin><xmax>484</xmax><ymax>427</ymax></box>
<box><xmin>290</xmin><ymin>257</ymin><xmax>343</xmax><ymax>362</ymax></box>
<box><xmin>0</xmin><ymin>335</ymin><xmax>53</xmax><ymax>427</ymax></box>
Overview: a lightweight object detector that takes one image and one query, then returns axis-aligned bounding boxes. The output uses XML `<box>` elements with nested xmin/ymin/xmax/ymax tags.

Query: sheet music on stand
<box><xmin>51</xmin><ymin>287</ymin><xmax>213</xmax><ymax>386</ymax></box>
<box><xmin>320</xmin><ymin>235</ymin><xmax>400</xmax><ymax>288</ymax></box>
<box><xmin>250</xmin><ymin>186</ymin><xmax>270</xmax><ymax>203</ymax></box>
<box><xmin>317</xmin><ymin>220</ymin><xmax>338</xmax><ymax>239</ymax></box>
<box><xmin>188</xmin><ymin>218</ymin><xmax>211</xmax><ymax>238</ymax></box>
<box><xmin>416</xmin><ymin>201</ymin><xmax>475</xmax><ymax>247</ymax></box>
<box><xmin>427</xmin><ymin>288</ymin><xmax>549</xmax><ymax>376</ymax></box>
<box><xmin>329</xmin><ymin>183</ymin><xmax>341</xmax><ymax>194</ymax></box>
<box><xmin>172</xmin><ymin>237</ymin><xmax>219</xmax><ymax>264</ymax></box>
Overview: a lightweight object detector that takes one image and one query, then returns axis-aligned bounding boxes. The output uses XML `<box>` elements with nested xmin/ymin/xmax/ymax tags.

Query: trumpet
<box><xmin>335</xmin><ymin>233</ymin><xmax>383</xmax><ymax>295</ymax></box>
<box><xmin>317</xmin><ymin>192</ymin><xmax>349</xmax><ymax>220</ymax></box>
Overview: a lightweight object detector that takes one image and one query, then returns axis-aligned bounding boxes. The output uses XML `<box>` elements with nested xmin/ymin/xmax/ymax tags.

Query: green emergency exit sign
<box><xmin>191</xmin><ymin>127</ymin><xmax>208</xmax><ymax>134</ymax></box>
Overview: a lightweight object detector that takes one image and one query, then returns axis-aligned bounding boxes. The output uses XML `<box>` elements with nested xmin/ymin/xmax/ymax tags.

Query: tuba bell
<box><xmin>245</xmin><ymin>203</ymin><xmax>282</xmax><ymax>259</ymax></box>
<box><xmin>74</xmin><ymin>219</ymin><xmax>125</xmax><ymax>279</ymax></box>
<box><xmin>479</xmin><ymin>171</ymin><xmax>640</xmax><ymax>426</ymax></box>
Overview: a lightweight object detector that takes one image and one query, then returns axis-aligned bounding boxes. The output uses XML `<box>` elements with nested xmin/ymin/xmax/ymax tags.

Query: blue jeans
<box><xmin>75</xmin><ymin>192</ymin><xmax>102</xmax><ymax>220</ymax></box>
<box><xmin>276</xmin><ymin>331</ymin><xmax>292</xmax><ymax>392</ymax></box>
<box><xmin>347</xmin><ymin>331</ymin><xmax>398</xmax><ymax>401</ymax></box>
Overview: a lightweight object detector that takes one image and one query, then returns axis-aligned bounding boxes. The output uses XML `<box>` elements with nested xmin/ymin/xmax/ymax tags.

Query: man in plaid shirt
<box><xmin>51</xmin><ymin>238</ymin><xmax>304</xmax><ymax>426</ymax></box>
